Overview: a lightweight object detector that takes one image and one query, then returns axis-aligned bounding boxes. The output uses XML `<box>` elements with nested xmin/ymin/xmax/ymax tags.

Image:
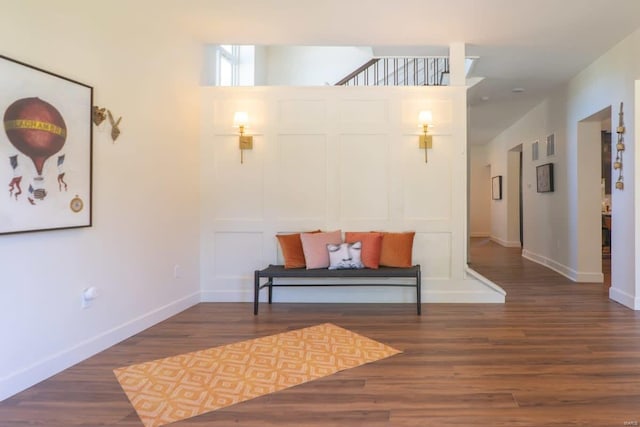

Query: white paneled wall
<box><xmin>201</xmin><ymin>86</ymin><xmax>505</xmax><ymax>304</ymax></box>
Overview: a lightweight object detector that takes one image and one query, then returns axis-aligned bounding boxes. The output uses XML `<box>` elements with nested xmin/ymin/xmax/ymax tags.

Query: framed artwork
<box><xmin>546</xmin><ymin>133</ymin><xmax>555</xmax><ymax>157</ymax></box>
<box><xmin>492</xmin><ymin>175</ymin><xmax>502</xmax><ymax>200</ymax></box>
<box><xmin>1</xmin><ymin>55</ymin><xmax>92</xmax><ymax>235</ymax></box>
<box><xmin>536</xmin><ymin>163</ymin><xmax>554</xmax><ymax>193</ymax></box>
<box><xmin>532</xmin><ymin>140</ymin><xmax>539</xmax><ymax>161</ymax></box>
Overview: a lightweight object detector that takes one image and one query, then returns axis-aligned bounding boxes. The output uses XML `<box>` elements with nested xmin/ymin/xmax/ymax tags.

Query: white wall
<box><xmin>469</xmin><ymin>145</ymin><xmax>491</xmax><ymax>237</ymax></box>
<box><xmin>263</xmin><ymin>46</ymin><xmax>373</xmax><ymax>86</ymax></box>
<box><xmin>200</xmin><ymin>86</ymin><xmax>505</xmax><ymax>304</ymax></box>
<box><xmin>487</xmin><ymin>28</ymin><xmax>640</xmax><ymax>308</ymax></box>
<box><xmin>0</xmin><ymin>1</ymin><xmax>202</xmax><ymax>400</ymax></box>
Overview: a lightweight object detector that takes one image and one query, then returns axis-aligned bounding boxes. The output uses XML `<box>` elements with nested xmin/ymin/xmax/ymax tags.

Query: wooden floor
<box><xmin>2</xmin><ymin>239</ymin><xmax>639</xmax><ymax>426</ymax></box>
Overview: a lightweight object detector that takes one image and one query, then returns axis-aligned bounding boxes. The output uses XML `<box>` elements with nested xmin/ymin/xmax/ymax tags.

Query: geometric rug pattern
<box><xmin>114</xmin><ymin>323</ymin><xmax>401</xmax><ymax>427</ymax></box>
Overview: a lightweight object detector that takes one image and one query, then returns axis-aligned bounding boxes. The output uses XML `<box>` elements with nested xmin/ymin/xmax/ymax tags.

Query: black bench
<box><xmin>254</xmin><ymin>264</ymin><xmax>421</xmax><ymax>315</ymax></box>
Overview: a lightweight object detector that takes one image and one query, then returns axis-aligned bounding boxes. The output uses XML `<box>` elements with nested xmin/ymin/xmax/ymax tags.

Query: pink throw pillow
<box><xmin>300</xmin><ymin>230</ymin><xmax>342</xmax><ymax>269</ymax></box>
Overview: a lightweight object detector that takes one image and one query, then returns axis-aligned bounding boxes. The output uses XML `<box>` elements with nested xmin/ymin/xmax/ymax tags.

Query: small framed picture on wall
<box><xmin>536</xmin><ymin>163</ymin><xmax>554</xmax><ymax>193</ymax></box>
<box><xmin>492</xmin><ymin>175</ymin><xmax>502</xmax><ymax>200</ymax></box>
<box><xmin>532</xmin><ymin>140</ymin><xmax>539</xmax><ymax>161</ymax></box>
<box><xmin>546</xmin><ymin>133</ymin><xmax>555</xmax><ymax>157</ymax></box>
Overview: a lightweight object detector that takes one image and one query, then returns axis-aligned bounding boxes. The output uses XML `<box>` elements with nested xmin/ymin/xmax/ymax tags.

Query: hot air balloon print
<box><xmin>4</xmin><ymin>97</ymin><xmax>67</xmax><ymax>176</ymax></box>
<box><xmin>1</xmin><ymin>54</ymin><xmax>92</xmax><ymax>235</ymax></box>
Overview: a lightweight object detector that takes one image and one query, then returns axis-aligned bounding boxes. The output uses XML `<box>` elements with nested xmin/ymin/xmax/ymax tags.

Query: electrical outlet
<box><xmin>174</xmin><ymin>264</ymin><xmax>182</xmax><ymax>279</ymax></box>
<box><xmin>81</xmin><ymin>297</ymin><xmax>91</xmax><ymax>309</ymax></box>
<box><xmin>81</xmin><ymin>286</ymin><xmax>97</xmax><ymax>309</ymax></box>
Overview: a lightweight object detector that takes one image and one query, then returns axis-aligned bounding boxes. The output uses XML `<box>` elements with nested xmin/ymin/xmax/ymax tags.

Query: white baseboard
<box><xmin>470</xmin><ymin>232</ymin><xmax>490</xmax><ymax>238</ymax></box>
<box><xmin>490</xmin><ymin>236</ymin><xmax>521</xmax><ymax>248</ymax></box>
<box><xmin>609</xmin><ymin>287</ymin><xmax>640</xmax><ymax>310</ymax></box>
<box><xmin>521</xmin><ymin>250</ymin><xmax>603</xmax><ymax>283</ymax></box>
<box><xmin>0</xmin><ymin>291</ymin><xmax>200</xmax><ymax>402</ymax></box>
<box><xmin>202</xmin><ymin>275</ymin><xmax>506</xmax><ymax>304</ymax></box>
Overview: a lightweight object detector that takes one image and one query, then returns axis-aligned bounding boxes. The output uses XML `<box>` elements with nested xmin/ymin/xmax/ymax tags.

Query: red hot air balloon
<box><xmin>3</xmin><ymin>97</ymin><xmax>67</xmax><ymax>176</ymax></box>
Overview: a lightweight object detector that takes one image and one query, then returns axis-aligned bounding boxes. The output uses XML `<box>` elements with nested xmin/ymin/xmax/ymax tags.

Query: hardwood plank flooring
<box><xmin>2</xmin><ymin>239</ymin><xmax>639</xmax><ymax>426</ymax></box>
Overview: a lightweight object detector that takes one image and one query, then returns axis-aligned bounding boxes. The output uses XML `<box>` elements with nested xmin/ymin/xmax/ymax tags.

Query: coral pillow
<box><xmin>345</xmin><ymin>231</ymin><xmax>383</xmax><ymax>269</ymax></box>
<box><xmin>378</xmin><ymin>232</ymin><xmax>415</xmax><ymax>268</ymax></box>
<box><xmin>276</xmin><ymin>230</ymin><xmax>320</xmax><ymax>269</ymax></box>
<box><xmin>328</xmin><ymin>241</ymin><xmax>364</xmax><ymax>270</ymax></box>
<box><xmin>300</xmin><ymin>230</ymin><xmax>342</xmax><ymax>269</ymax></box>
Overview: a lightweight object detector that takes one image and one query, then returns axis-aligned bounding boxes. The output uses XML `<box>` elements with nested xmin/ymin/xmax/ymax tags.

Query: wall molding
<box><xmin>1</xmin><ymin>292</ymin><xmax>200</xmax><ymax>402</ymax></box>
<box><xmin>609</xmin><ymin>287</ymin><xmax>640</xmax><ymax>310</ymax></box>
<box><xmin>470</xmin><ymin>232</ymin><xmax>490</xmax><ymax>238</ymax></box>
<box><xmin>490</xmin><ymin>235</ymin><xmax>521</xmax><ymax>248</ymax></box>
<box><xmin>522</xmin><ymin>249</ymin><xmax>604</xmax><ymax>283</ymax></box>
<box><xmin>202</xmin><ymin>277</ymin><xmax>505</xmax><ymax>304</ymax></box>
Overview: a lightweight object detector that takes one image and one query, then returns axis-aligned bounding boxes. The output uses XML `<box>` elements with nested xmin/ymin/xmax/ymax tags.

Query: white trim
<box><xmin>609</xmin><ymin>287</ymin><xmax>640</xmax><ymax>310</ymax></box>
<box><xmin>0</xmin><ymin>292</ymin><xmax>200</xmax><ymax>402</ymax></box>
<box><xmin>522</xmin><ymin>249</ymin><xmax>604</xmax><ymax>283</ymax></box>
<box><xmin>490</xmin><ymin>235</ymin><xmax>521</xmax><ymax>248</ymax></box>
<box><xmin>465</xmin><ymin>266</ymin><xmax>507</xmax><ymax>296</ymax></box>
<box><xmin>470</xmin><ymin>231</ymin><xmax>490</xmax><ymax>237</ymax></box>
<box><xmin>202</xmin><ymin>276</ymin><xmax>506</xmax><ymax>304</ymax></box>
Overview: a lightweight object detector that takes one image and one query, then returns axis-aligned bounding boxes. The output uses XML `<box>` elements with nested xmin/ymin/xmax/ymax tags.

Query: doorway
<box><xmin>601</xmin><ymin>129</ymin><xmax>612</xmax><ymax>287</ymax></box>
<box><xmin>507</xmin><ymin>145</ymin><xmax>522</xmax><ymax>248</ymax></box>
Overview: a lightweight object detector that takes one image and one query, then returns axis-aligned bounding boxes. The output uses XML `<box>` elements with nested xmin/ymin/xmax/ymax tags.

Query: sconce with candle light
<box><xmin>233</xmin><ymin>111</ymin><xmax>253</xmax><ymax>164</ymax></box>
<box><xmin>418</xmin><ymin>111</ymin><xmax>433</xmax><ymax>162</ymax></box>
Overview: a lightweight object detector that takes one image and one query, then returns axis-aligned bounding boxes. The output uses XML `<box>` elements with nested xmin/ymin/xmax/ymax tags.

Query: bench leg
<box><xmin>416</xmin><ymin>268</ymin><xmax>422</xmax><ymax>315</ymax></box>
<box><xmin>268</xmin><ymin>277</ymin><xmax>273</xmax><ymax>304</ymax></box>
<box><xmin>254</xmin><ymin>270</ymin><xmax>260</xmax><ymax>315</ymax></box>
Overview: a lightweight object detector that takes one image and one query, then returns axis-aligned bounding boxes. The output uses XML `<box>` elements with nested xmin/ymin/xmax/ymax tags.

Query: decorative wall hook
<box><xmin>614</xmin><ymin>102</ymin><xmax>625</xmax><ymax>190</ymax></box>
<box><xmin>92</xmin><ymin>106</ymin><xmax>106</xmax><ymax>126</ymax></box>
<box><xmin>93</xmin><ymin>106</ymin><xmax>123</xmax><ymax>142</ymax></box>
<box><xmin>107</xmin><ymin>110</ymin><xmax>122</xmax><ymax>142</ymax></box>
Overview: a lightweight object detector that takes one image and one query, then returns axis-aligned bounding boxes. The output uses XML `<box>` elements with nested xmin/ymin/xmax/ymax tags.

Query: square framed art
<box><xmin>536</xmin><ymin>163</ymin><xmax>554</xmax><ymax>193</ymax></box>
<box><xmin>1</xmin><ymin>55</ymin><xmax>93</xmax><ymax>235</ymax></box>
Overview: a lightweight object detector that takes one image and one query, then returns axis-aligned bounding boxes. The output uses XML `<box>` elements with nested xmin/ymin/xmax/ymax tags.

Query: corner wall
<box><xmin>469</xmin><ymin>145</ymin><xmax>491</xmax><ymax>237</ymax></box>
<box><xmin>0</xmin><ymin>1</ymin><xmax>202</xmax><ymax>400</ymax></box>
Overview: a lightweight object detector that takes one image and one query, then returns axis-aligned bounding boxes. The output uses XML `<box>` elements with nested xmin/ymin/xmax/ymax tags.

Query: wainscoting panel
<box><xmin>275</xmin><ymin>134</ymin><xmax>328</xmax><ymax>221</ymax></box>
<box><xmin>414</xmin><ymin>232</ymin><xmax>452</xmax><ymax>279</ymax></box>
<box><xmin>277</xmin><ymin>99</ymin><xmax>327</xmax><ymax>130</ymax></box>
<box><xmin>339</xmin><ymin>99</ymin><xmax>389</xmax><ymax>126</ymax></box>
<box><xmin>402</xmin><ymin>134</ymin><xmax>453</xmax><ymax>221</ymax></box>
<box><xmin>338</xmin><ymin>134</ymin><xmax>389</xmax><ymax>221</ymax></box>
<box><xmin>212</xmin><ymin>135</ymin><xmax>264</xmax><ymax>220</ymax></box>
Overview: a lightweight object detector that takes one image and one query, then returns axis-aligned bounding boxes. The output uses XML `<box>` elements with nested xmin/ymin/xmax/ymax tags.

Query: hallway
<box><xmin>468</xmin><ymin>237</ymin><xmax>610</xmax><ymax>301</ymax></box>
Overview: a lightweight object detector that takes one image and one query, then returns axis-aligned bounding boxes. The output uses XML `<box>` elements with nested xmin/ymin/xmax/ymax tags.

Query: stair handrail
<box><xmin>335</xmin><ymin>56</ymin><xmax>449</xmax><ymax>87</ymax></box>
<box><xmin>334</xmin><ymin>58</ymin><xmax>380</xmax><ymax>86</ymax></box>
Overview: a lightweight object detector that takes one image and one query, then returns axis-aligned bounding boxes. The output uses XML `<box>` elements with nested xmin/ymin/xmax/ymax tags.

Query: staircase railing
<box><xmin>335</xmin><ymin>57</ymin><xmax>449</xmax><ymax>87</ymax></box>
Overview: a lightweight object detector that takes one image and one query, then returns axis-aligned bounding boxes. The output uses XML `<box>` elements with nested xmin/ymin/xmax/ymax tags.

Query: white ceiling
<box><xmin>170</xmin><ymin>0</ymin><xmax>640</xmax><ymax>145</ymax></box>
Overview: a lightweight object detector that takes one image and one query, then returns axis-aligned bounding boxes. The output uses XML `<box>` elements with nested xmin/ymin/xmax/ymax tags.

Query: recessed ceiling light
<box><xmin>512</xmin><ymin>87</ymin><xmax>525</xmax><ymax>93</ymax></box>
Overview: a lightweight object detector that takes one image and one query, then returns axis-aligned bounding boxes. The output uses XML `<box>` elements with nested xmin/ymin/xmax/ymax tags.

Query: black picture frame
<box><xmin>492</xmin><ymin>175</ymin><xmax>502</xmax><ymax>200</ymax></box>
<box><xmin>1</xmin><ymin>55</ymin><xmax>93</xmax><ymax>235</ymax></box>
<box><xmin>536</xmin><ymin>163</ymin><xmax>554</xmax><ymax>193</ymax></box>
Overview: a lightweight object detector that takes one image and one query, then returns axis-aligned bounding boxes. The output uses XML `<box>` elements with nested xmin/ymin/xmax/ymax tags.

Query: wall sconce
<box><xmin>233</xmin><ymin>111</ymin><xmax>253</xmax><ymax>164</ymax></box>
<box><xmin>418</xmin><ymin>111</ymin><xmax>433</xmax><ymax>162</ymax></box>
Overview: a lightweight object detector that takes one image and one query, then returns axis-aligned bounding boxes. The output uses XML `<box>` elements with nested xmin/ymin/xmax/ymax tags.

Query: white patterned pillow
<box><xmin>327</xmin><ymin>241</ymin><xmax>364</xmax><ymax>270</ymax></box>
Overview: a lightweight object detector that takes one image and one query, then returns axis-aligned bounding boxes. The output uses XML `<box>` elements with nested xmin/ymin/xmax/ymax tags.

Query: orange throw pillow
<box><xmin>276</xmin><ymin>230</ymin><xmax>320</xmax><ymax>269</ymax></box>
<box><xmin>345</xmin><ymin>232</ymin><xmax>383</xmax><ymax>269</ymax></box>
<box><xmin>378</xmin><ymin>232</ymin><xmax>415</xmax><ymax>268</ymax></box>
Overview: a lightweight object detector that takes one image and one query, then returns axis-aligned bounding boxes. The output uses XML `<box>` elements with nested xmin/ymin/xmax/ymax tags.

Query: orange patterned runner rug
<box><xmin>114</xmin><ymin>323</ymin><xmax>401</xmax><ymax>427</ymax></box>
